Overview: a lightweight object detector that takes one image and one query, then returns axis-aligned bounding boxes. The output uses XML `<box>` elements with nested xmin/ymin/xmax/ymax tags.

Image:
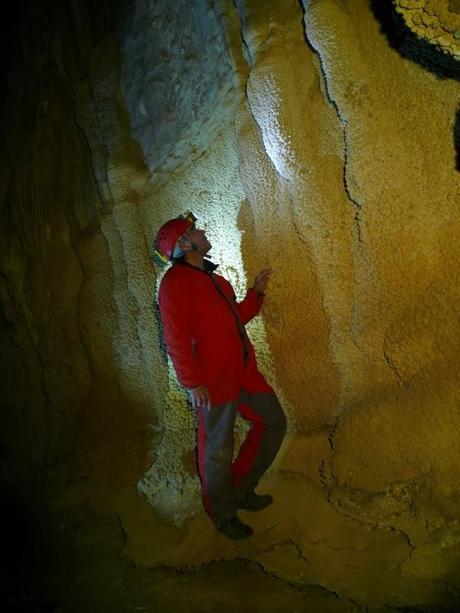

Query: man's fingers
<box><xmin>255</xmin><ymin>268</ymin><xmax>273</xmax><ymax>292</ymax></box>
<box><xmin>255</xmin><ymin>269</ymin><xmax>273</xmax><ymax>285</ymax></box>
<box><xmin>189</xmin><ymin>385</ymin><xmax>211</xmax><ymax>409</ymax></box>
<box><xmin>257</xmin><ymin>275</ymin><xmax>270</xmax><ymax>284</ymax></box>
<box><xmin>193</xmin><ymin>390</ymin><xmax>211</xmax><ymax>410</ymax></box>
<box><xmin>258</xmin><ymin>268</ymin><xmax>273</xmax><ymax>277</ymax></box>
<box><xmin>199</xmin><ymin>398</ymin><xmax>211</xmax><ymax>411</ymax></box>
<box><xmin>203</xmin><ymin>392</ymin><xmax>211</xmax><ymax>411</ymax></box>
<box><xmin>256</xmin><ymin>272</ymin><xmax>271</xmax><ymax>281</ymax></box>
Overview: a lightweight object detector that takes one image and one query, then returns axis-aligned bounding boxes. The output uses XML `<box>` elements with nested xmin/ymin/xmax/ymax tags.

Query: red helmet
<box><xmin>154</xmin><ymin>212</ymin><xmax>196</xmax><ymax>262</ymax></box>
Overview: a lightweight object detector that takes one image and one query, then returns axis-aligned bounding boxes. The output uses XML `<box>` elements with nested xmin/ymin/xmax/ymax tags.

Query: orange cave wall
<box><xmin>1</xmin><ymin>0</ymin><xmax>460</xmax><ymax>608</ymax></box>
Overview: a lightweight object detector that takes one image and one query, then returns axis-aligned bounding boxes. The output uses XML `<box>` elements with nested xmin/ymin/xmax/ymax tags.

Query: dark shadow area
<box><xmin>370</xmin><ymin>0</ymin><xmax>460</xmax><ymax>81</ymax></box>
<box><xmin>0</xmin><ymin>470</ymin><xmax>59</xmax><ymax>611</ymax></box>
<box><xmin>455</xmin><ymin>106</ymin><xmax>460</xmax><ymax>172</ymax></box>
<box><xmin>1</xmin><ymin>480</ymin><xmax>448</xmax><ymax>613</ymax></box>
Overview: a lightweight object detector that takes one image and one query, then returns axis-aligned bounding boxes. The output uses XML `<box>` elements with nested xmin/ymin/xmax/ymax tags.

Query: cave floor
<box><xmin>1</xmin><ymin>499</ymin><xmax>360</xmax><ymax>612</ymax></box>
<box><xmin>0</xmin><ymin>443</ymin><xmax>453</xmax><ymax>613</ymax></box>
<box><xmin>1</xmin><ymin>485</ymin><xmax>436</xmax><ymax>613</ymax></box>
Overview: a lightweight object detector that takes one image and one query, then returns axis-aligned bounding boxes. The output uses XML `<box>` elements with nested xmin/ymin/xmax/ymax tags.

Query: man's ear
<box><xmin>177</xmin><ymin>237</ymin><xmax>191</xmax><ymax>253</ymax></box>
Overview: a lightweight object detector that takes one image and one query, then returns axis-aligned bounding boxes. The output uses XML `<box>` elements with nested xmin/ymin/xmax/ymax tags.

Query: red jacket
<box><xmin>158</xmin><ymin>260</ymin><xmax>273</xmax><ymax>406</ymax></box>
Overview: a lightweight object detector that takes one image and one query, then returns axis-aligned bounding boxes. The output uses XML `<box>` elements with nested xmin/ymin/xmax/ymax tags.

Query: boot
<box><xmin>238</xmin><ymin>491</ymin><xmax>273</xmax><ymax>512</ymax></box>
<box><xmin>216</xmin><ymin>514</ymin><xmax>253</xmax><ymax>540</ymax></box>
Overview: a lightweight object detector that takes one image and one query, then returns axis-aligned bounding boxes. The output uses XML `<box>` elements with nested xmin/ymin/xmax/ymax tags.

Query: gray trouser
<box><xmin>196</xmin><ymin>390</ymin><xmax>286</xmax><ymax>523</ymax></box>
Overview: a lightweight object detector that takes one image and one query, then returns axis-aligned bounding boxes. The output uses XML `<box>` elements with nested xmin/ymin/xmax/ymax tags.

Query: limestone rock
<box><xmin>120</xmin><ymin>0</ymin><xmax>235</xmax><ymax>183</ymax></box>
<box><xmin>1</xmin><ymin>0</ymin><xmax>460</xmax><ymax>608</ymax></box>
<box><xmin>394</xmin><ymin>0</ymin><xmax>460</xmax><ymax>60</ymax></box>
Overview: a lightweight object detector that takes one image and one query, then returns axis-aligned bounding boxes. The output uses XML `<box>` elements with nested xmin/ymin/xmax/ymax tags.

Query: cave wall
<box><xmin>394</xmin><ymin>0</ymin><xmax>460</xmax><ymax>60</ymax></box>
<box><xmin>1</xmin><ymin>0</ymin><xmax>460</xmax><ymax>608</ymax></box>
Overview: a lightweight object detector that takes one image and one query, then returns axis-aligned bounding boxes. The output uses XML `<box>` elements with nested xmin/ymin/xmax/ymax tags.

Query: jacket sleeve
<box><xmin>158</xmin><ymin>275</ymin><xmax>202</xmax><ymax>389</ymax></box>
<box><xmin>234</xmin><ymin>287</ymin><xmax>264</xmax><ymax>325</ymax></box>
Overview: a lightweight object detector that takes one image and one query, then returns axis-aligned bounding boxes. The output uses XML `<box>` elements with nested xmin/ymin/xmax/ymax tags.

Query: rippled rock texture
<box><xmin>1</xmin><ymin>0</ymin><xmax>459</xmax><ymax>609</ymax></box>
<box><xmin>394</xmin><ymin>0</ymin><xmax>460</xmax><ymax>60</ymax></box>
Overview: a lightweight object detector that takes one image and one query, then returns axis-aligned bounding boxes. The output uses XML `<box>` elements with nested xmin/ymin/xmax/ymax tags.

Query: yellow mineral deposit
<box><xmin>1</xmin><ymin>0</ymin><xmax>459</xmax><ymax>609</ymax></box>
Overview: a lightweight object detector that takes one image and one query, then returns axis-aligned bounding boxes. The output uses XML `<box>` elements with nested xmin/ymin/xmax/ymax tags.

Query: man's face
<box><xmin>180</xmin><ymin>222</ymin><xmax>211</xmax><ymax>255</ymax></box>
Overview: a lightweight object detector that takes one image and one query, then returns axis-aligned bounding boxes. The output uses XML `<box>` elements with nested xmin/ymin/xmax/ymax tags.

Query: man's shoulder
<box><xmin>158</xmin><ymin>265</ymin><xmax>189</xmax><ymax>308</ymax></box>
<box><xmin>162</xmin><ymin>263</ymin><xmax>184</xmax><ymax>280</ymax></box>
<box><xmin>160</xmin><ymin>263</ymin><xmax>189</xmax><ymax>288</ymax></box>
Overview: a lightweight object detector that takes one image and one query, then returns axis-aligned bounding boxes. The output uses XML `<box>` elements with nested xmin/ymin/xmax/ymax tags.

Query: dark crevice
<box><xmin>298</xmin><ymin>2</ymin><xmax>365</xmax><ymax>246</ymax></box>
<box><xmin>81</xmin><ymin>68</ymin><xmax>115</xmax><ymax>212</ymax></box>
<box><xmin>72</xmin><ymin>103</ymin><xmax>107</xmax><ymax>212</ymax></box>
<box><xmin>343</xmin><ymin>126</ymin><xmax>364</xmax><ymax>244</ymax></box>
<box><xmin>383</xmin><ymin>336</ymin><xmax>409</xmax><ymax>390</ymax></box>
<box><xmin>388</xmin><ymin>525</ymin><xmax>416</xmax><ymax>561</ymax></box>
<box><xmin>232</xmin><ymin>557</ymin><xmax>363</xmax><ymax>609</ymax></box>
<box><xmin>233</xmin><ymin>0</ymin><xmax>254</xmax><ymax>69</ymax></box>
<box><xmin>326</xmin><ymin>418</ymin><xmax>338</xmax><ymax>453</ymax></box>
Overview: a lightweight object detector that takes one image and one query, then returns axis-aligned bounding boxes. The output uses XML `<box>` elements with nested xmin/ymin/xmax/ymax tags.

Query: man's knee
<box><xmin>264</xmin><ymin>394</ymin><xmax>287</xmax><ymax>434</ymax></box>
<box><xmin>277</xmin><ymin>407</ymin><xmax>287</xmax><ymax>434</ymax></box>
<box><xmin>206</xmin><ymin>439</ymin><xmax>234</xmax><ymax>468</ymax></box>
<box><xmin>242</xmin><ymin>391</ymin><xmax>287</xmax><ymax>434</ymax></box>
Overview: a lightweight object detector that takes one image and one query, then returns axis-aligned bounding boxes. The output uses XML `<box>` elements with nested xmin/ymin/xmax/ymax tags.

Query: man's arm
<box><xmin>159</xmin><ymin>274</ymin><xmax>211</xmax><ymax>410</ymax></box>
<box><xmin>158</xmin><ymin>275</ymin><xmax>202</xmax><ymax>389</ymax></box>
<box><xmin>235</xmin><ymin>288</ymin><xmax>265</xmax><ymax>325</ymax></box>
<box><xmin>235</xmin><ymin>268</ymin><xmax>273</xmax><ymax>325</ymax></box>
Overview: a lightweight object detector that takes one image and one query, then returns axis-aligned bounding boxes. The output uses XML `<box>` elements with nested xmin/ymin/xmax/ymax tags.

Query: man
<box><xmin>155</xmin><ymin>212</ymin><xmax>286</xmax><ymax>540</ymax></box>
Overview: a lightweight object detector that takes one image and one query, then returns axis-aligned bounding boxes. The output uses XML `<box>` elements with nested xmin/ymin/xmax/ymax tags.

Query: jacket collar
<box><xmin>175</xmin><ymin>258</ymin><xmax>219</xmax><ymax>273</ymax></box>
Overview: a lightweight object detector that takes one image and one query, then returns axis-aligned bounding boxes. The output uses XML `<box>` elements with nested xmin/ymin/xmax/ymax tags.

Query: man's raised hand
<box><xmin>252</xmin><ymin>268</ymin><xmax>273</xmax><ymax>294</ymax></box>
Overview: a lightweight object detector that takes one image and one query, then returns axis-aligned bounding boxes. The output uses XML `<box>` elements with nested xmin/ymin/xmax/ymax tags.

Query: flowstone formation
<box><xmin>1</xmin><ymin>0</ymin><xmax>460</xmax><ymax>610</ymax></box>
<box><xmin>394</xmin><ymin>0</ymin><xmax>460</xmax><ymax>60</ymax></box>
